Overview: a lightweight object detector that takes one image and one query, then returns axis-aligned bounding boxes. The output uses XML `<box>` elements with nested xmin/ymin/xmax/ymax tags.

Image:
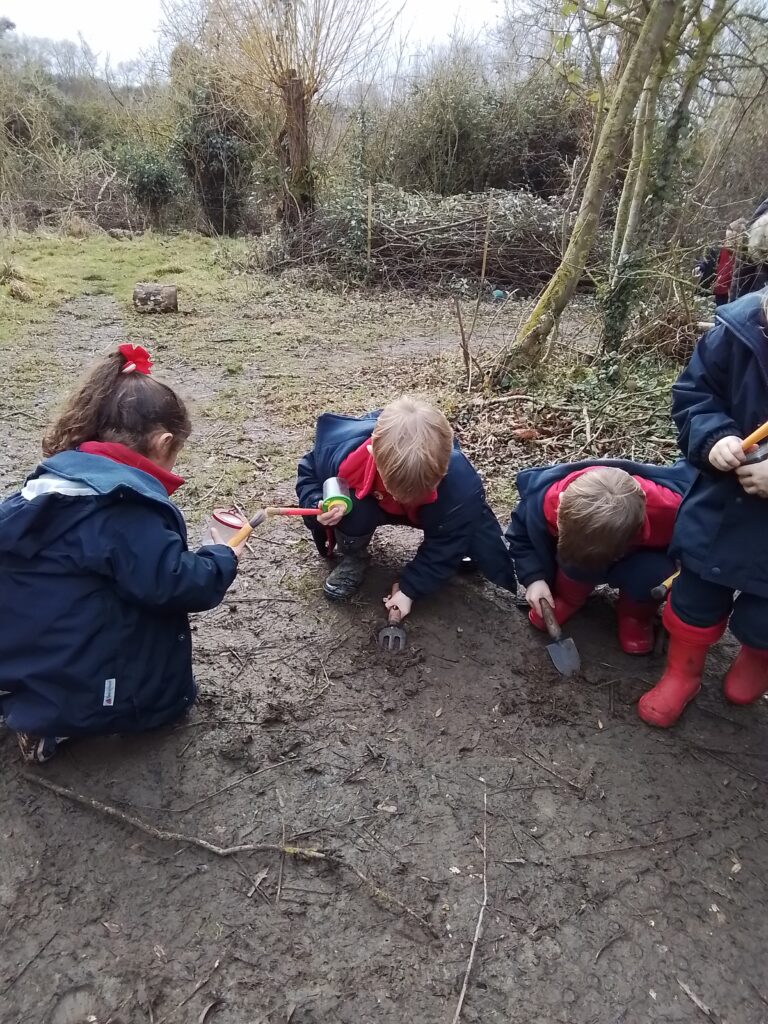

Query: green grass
<box><xmin>0</xmin><ymin>232</ymin><xmax>251</xmax><ymax>345</ymax></box>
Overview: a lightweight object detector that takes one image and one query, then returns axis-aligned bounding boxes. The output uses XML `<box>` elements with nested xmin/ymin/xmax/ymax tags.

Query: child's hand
<box><xmin>211</xmin><ymin>528</ymin><xmax>247</xmax><ymax>559</ymax></box>
<box><xmin>526</xmin><ymin>580</ymin><xmax>554</xmax><ymax>616</ymax></box>
<box><xmin>384</xmin><ymin>583</ymin><xmax>413</xmax><ymax>620</ymax></box>
<box><xmin>709</xmin><ymin>436</ymin><xmax>746</xmax><ymax>471</ymax></box>
<box><xmin>317</xmin><ymin>500</ymin><xmax>346</xmax><ymax>528</ymax></box>
<box><xmin>736</xmin><ymin>459</ymin><xmax>768</xmax><ymax>498</ymax></box>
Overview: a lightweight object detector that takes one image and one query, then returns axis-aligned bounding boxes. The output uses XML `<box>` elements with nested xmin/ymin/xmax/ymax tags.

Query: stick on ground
<box><xmin>23</xmin><ymin>773</ymin><xmax>438</xmax><ymax>939</ymax></box>
<box><xmin>451</xmin><ymin>779</ymin><xmax>488</xmax><ymax>1024</ymax></box>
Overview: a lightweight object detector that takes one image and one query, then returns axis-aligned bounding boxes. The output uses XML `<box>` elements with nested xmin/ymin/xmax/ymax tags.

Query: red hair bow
<box><xmin>118</xmin><ymin>344</ymin><xmax>153</xmax><ymax>376</ymax></box>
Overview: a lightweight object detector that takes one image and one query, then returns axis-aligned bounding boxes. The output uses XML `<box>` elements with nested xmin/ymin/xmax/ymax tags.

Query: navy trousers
<box><xmin>339</xmin><ymin>495</ymin><xmax>411</xmax><ymax>536</ymax></box>
<box><xmin>671</xmin><ymin>566</ymin><xmax>768</xmax><ymax>650</ymax></box>
<box><xmin>561</xmin><ymin>549</ymin><xmax>676</xmax><ymax>603</ymax></box>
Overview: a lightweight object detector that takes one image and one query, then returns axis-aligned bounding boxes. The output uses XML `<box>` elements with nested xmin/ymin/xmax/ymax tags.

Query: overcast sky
<box><xmin>2</xmin><ymin>0</ymin><xmax>503</xmax><ymax>65</ymax></box>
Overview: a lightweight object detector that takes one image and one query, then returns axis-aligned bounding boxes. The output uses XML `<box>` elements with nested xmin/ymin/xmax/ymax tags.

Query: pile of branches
<box><xmin>449</xmin><ymin>353</ymin><xmax>681</xmax><ymax>488</ymax></box>
<box><xmin>274</xmin><ymin>185</ymin><xmax>571</xmax><ymax>292</ymax></box>
<box><xmin>1</xmin><ymin>147</ymin><xmax>143</xmax><ymax>232</ymax></box>
<box><xmin>620</xmin><ymin>298</ymin><xmax>712</xmax><ymax>362</ymax></box>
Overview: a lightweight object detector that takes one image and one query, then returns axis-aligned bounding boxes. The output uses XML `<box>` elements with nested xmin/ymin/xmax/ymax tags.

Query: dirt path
<box><xmin>1</xmin><ymin>262</ymin><xmax>767</xmax><ymax>1024</ymax></box>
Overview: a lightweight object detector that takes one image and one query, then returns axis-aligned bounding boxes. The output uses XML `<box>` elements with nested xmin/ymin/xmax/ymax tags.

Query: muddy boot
<box><xmin>722</xmin><ymin>646</ymin><xmax>768</xmax><ymax>706</ymax></box>
<box><xmin>323</xmin><ymin>531</ymin><xmax>373</xmax><ymax>601</ymax></box>
<box><xmin>637</xmin><ymin>605</ymin><xmax>727</xmax><ymax>728</ymax></box>
<box><xmin>17</xmin><ymin>733</ymin><xmax>65</xmax><ymax>764</ymax></box>
<box><xmin>617</xmin><ymin>593</ymin><xmax>659</xmax><ymax>655</ymax></box>
<box><xmin>529</xmin><ymin>570</ymin><xmax>593</xmax><ymax>631</ymax></box>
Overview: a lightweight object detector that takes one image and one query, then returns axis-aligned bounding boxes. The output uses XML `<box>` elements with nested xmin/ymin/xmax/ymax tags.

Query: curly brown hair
<box><xmin>43</xmin><ymin>350</ymin><xmax>191</xmax><ymax>457</ymax></box>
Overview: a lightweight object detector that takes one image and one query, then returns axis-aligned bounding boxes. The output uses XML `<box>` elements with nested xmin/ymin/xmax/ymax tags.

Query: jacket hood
<box><xmin>313</xmin><ymin>411</ymin><xmax>462</xmax><ymax>458</ymax></box>
<box><xmin>715</xmin><ymin>290</ymin><xmax>768</xmax><ymax>376</ymax></box>
<box><xmin>516</xmin><ymin>458</ymin><xmax>696</xmax><ymax>500</ymax></box>
<box><xmin>0</xmin><ymin>451</ymin><xmax>176</xmax><ymax>558</ymax></box>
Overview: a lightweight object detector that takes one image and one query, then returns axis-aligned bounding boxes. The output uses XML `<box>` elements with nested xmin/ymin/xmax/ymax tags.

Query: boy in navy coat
<box><xmin>639</xmin><ymin>291</ymin><xmax>768</xmax><ymax>727</ymax></box>
<box><xmin>296</xmin><ymin>397</ymin><xmax>516</xmax><ymax>618</ymax></box>
<box><xmin>507</xmin><ymin>460</ymin><xmax>695</xmax><ymax>655</ymax></box>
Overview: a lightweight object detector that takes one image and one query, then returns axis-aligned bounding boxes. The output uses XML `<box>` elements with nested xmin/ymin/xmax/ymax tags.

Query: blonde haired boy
<box><xmin>297</xmin><ymin>398</ymin><xmax>516</xmax><ymax>616</ymax></box>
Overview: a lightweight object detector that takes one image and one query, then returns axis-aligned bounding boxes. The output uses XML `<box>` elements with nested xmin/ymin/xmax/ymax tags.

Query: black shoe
<box><xmin>323</xmin><ymin>531</ymin><xmax>372</xmax><ymax>601</ymax></box>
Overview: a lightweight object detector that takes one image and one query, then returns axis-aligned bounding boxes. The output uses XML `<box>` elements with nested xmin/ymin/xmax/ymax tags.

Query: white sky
<box><xmin>2</xmin><ymin>0</ymin><xmax>503</xmax><ymax>65</ymax></box>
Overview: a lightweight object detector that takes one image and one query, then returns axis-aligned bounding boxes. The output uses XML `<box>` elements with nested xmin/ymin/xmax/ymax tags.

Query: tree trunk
<box><xmin>649</xmin><ymin>0</ymin><xmax>728</xmax><ymax>218</ymax></box>
<box><xmin>278</xmin><ymin>72</ymin><xmax>315</xmax><ymax>227</ymax></box>
<box><xmin>495</xmin><ymin>0</ymin><xmax>677</xmax><ymax>374</ymax></box>
<box><xmin>609</xmin><ymin>85</ymin><xmax>649</xmax><ymax>279</ymax></box>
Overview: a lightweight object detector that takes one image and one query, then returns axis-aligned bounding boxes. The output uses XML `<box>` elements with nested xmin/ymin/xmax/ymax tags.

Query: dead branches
<box><xmin>277</xmin><ymin>185</ymin><xmax>566</xmax><ymax>292</ymax></box>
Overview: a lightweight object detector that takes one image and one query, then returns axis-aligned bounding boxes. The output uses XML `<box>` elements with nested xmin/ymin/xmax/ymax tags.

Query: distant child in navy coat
<box><xmin>0</xmin><ymin>345</ymin><xmax>241</xmax><ymax>762</ymax></box>
<box><xmin>507</xmin><ymin>459</ymin><xmax>695</xmax><ymax>655</ymax></box>
<box><xmin>638</xmin><ymin>291</ymin><xmax>768</xmax><ymax>728</ymax></box>
<box><xmin>296</xmin><ymin>398</ymin><xmax>516</xmax><ymax>617</ymax></box>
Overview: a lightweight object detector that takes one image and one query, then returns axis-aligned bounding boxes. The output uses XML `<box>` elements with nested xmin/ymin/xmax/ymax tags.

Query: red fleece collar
<box><xmin>79</xmin><ymin>441</ymin><xmax>185</xmax><ymax>496</ymax></box>
<box><xmin>338</xmin><ymin>439</ymin><xmax>438</xmax><ymax>524</ymax></box>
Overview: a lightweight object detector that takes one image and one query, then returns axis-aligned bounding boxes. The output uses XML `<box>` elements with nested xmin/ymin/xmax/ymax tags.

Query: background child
<box><xmin>0</xmin><ymin>345</ymin><xmax>241</xmax><ymax>762</ymax></box>
<box><xmin>507</xmin><ymin>460</ymin><xmax>695</xmax><ymax>655</ymax></box>
<box><xmin>639</xmin><ymin>290</ymin><xmax>768</xmax><ymax>728</ymax></box>
<box><xmin>296</xmin><ymin>397</ymin><xmax>516</xmax><ymax>618</ymax></box>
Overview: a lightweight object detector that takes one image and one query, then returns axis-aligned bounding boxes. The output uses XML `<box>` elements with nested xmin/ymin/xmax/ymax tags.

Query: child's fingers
<box><xmin>317</xmin><ymin>506</ymin><xmax>344</xmax><ymax>527</ymax></box>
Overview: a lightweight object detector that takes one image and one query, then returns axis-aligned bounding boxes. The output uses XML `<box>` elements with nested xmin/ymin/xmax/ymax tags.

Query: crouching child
<box><xmin>296</xmin><ymin>398</ymin><xmax>516</xmax><ymax>618</ymax></box>
<box><xmin>0</xmin><ymin>346</ymin><xmax>241</xmax><ymax>763</ymax></box>
<box><xmin>507</xmin><ymin>459</ymin><xmax>695</xmax><ymax>655</ymax></box>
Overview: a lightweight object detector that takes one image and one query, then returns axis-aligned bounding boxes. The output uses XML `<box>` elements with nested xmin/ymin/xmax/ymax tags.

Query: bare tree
<box><xmin>211</xmin><ymin>0</ymin><xmax>396</xmax><ymax>224</ymax></box>
<box><xmin>495</xmin><ymin>0</ymin><xmax>678</xmax><ymax>371</ymax></box>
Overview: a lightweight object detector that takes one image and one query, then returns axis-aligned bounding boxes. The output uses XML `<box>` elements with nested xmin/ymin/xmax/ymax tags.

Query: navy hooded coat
<box><xmin>296</xmin><ymin>412</ymin><xmax>516</xmax><ymax>599</ymax></box>
<box><xmin>670</xmin><ymin>290</ymin><xmax>768</xmax><ymax>596</ymax></box>
<box><xmin>0</xmin><ymin>451</ymin><xmax>237</xmax><ymax>738</ymax></box>
<box><xmin>506</xmin><ymin>459</ymin><xmax>696</xmax><ymax>588</ymax></box>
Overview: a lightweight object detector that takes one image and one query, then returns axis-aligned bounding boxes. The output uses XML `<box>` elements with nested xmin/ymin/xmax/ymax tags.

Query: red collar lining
<box><xmin>79</xmin><ymin>441</ymin><xmax>185</xmax><ymax>496</ymax></box>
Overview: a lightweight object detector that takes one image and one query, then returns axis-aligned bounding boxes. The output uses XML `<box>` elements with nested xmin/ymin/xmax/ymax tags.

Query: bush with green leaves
<box><xmin>173</xmin><ymin>74</ymin><xmax>257</xmax><ymax>237</ymax></box>
<box><xmin>116</xmin><ymin>147</ymin><xmax>181</xmax><ymax>226</ymax></box>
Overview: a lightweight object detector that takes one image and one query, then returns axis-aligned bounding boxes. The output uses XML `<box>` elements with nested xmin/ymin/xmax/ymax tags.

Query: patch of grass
<box><xmin>0</xmin><ymin>233</ymin><xmax>251</xmax><ymax>346</ymax></box>
<box><xmin>0</xmin><ymin>258</ymin><xmax>23</xmax><ymax>284</ymax></box>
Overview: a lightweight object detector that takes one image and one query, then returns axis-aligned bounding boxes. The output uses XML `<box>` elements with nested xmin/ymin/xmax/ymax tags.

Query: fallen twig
<box><xmin>24</xmin><ymin>774</ymin><xmax>325</xmax><ymax>859</ymax></box>
<box><xmin>198</xmin><ymin>1000</ymin><xmax>223</xmax><ymax>1024</ymax></box>
<box><xmin>24</xmin><ymin>774</ymin><xmax>438</xmax><ymax>939</ymax></box>
<box><xmin>677</xmin><ymin>978</ymin><xmax>720</xmax><ymax>1021</ymax></box>
<box><xmin>510</xmin><ymin>746</ymin><xmax>585</xmax><ymax>795</ymax></box>
<box><xmin>451</xmin><ymin>779</ymin><xmax>488</xmax><ymax>1024</ymax></box>
<box><xmin>571</xmin><ymin>828</ymin><xmax>704</xmax><ymax>858</ymax></box>
<box><xmin>594</xmin><ymin>928</ymin><xmax>627</xmax><ymax>964</ymax></box>
<box><xmin>176</xmin><ymin>757</ymin><xmax>299</xmax><ymax>814</ymax></box>
<box><xmin>1</xmin><ymin>930</ymin><xmax>58</xmax><ymax>995</ymax></box>
<box><xmin>156</xmin><ymin>959</ymin><xmax>221</xmax><ymax>1024</ymax></box>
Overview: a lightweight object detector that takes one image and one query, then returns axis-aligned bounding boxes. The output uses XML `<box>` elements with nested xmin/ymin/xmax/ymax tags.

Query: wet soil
<box><xmin>1</xmin><ymin>271</ymin><xmax>767</xmax><ymax>1024</ymax></box>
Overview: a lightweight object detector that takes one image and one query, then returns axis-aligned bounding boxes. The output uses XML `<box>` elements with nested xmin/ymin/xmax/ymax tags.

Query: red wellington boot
<box><xmin>617</xmin><ymin>593</ymin><xmax>659</xmax><ymax>655</ymax></box>
<box><xmin>637</xmin><ymin>604</ymin><xmax>727</xmax><ymax>728</ymax></box>
<box><xmin>529</xmin><ymin>569</ymin><xmax>594</xmax><ymax>631</ymax></box>
<box><xmin>722</xmin><ymin>646</ymin><xmax>768</xmax><ymax>706</ymax></box>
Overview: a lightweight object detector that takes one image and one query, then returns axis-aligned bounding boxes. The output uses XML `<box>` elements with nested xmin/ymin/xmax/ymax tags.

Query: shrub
<box><xmin>117</xmin><ymin>146</ymin><xmax>182</xmax><ymax>227</ymax></box>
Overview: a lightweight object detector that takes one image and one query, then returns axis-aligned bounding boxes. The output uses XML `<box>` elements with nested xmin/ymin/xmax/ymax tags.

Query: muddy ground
<box><xmin>1</xmin><ymin>240</ymin><xmax>767</xmax><ymax>1024</ymax></box>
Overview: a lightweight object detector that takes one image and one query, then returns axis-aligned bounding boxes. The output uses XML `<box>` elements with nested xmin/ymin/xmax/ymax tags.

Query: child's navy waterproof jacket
<box><xmin>671</xmin><ymin>290</ymin><xmax>768</xmax><ymax>595</ymax></box>
<box><xmin>0</xmin><ymin>452</ymin><xmax>237</xmax><ymax>737</ymax></box>
<box><xmin>297</xmin><ymin>412</ymin><xmax>516</xmax><ymax>599</ymax></box>
<box><xmin>507</xmin><ymin>459</ymin><xmax>696</xmax><ymax>587</ymax></box>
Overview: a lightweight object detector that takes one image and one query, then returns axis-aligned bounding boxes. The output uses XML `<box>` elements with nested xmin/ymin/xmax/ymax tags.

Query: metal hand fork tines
<box><xmin>378</xmin><ymin>608</ymin><xmax>407</xmax><ymax>652</ymax></box>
